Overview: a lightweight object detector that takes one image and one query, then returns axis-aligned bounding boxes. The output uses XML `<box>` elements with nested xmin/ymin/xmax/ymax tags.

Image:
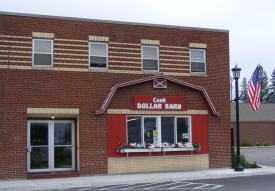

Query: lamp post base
<box><xmin>234</xmin><ymin>164</ymin><xmax>244</xmax><ymax>171</ymax></box>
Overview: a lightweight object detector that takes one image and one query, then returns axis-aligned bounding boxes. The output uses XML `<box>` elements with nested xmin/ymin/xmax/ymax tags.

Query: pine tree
<box><xmin>240</xmin><ymin>77</ymin><xmax>249</xmax><ymax>103</ymax></box>
<box><xmin>267</xmin><ymin>69</ymin><xmax>275</xmax><ymax>103</ymax></box>
<box><xmin>258</xmin><ymin>65</ymin><xmax>270</xmax><ymax>103</ymax></box>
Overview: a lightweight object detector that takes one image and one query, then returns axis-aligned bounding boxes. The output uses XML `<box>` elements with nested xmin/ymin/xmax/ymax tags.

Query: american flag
<box><xmin>247</xmin><ymin>66</ymin><xmax>261</xmax><ymax>111</ymax></box>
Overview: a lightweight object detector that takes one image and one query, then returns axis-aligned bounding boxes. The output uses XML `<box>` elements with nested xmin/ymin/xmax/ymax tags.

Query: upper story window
<box><xmin>89</xmin><ymin>42</ymin><xmax>108</xmax><ymax>69</ymax></box>
<box><xmin>190</xmin><ymin>49</ymin><xmax>206</xmax><ymax>73</ymax></box>
<box><xmin>32</xmin><ymin>39</ymin><xmax>53</xmax><ymax>67</ymax></box>
<box><xmin>142</xmin><ymin>46</ymin><xmax>159</xmax><ymax>71</ymax></box>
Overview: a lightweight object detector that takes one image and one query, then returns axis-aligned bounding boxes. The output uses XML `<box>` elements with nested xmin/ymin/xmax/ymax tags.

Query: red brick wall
<box><xmin>232</xmin><ymin>122</ymin><xmax>275</xmax><ymax>145</ymax></box>
<box><xmin>0</xmin><ymin>13</ymin><xmax>230</xmax><ymax>178</ymax></box>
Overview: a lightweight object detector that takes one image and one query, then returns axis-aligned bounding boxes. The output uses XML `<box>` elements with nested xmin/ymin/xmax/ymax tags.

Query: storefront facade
<box><xmin>0</xmin><ymin>12</ymin><xmax>231</xmax><ymax>179</ymax></box>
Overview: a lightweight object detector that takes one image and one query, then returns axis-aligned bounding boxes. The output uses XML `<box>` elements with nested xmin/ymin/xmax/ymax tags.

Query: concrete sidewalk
<box><xmin>1</xmin><ymin>166</ymin><xmax>275</xmax><ymax>191</ymax></box>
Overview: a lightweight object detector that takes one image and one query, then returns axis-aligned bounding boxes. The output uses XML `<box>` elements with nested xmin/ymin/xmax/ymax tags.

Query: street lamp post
<box><xmin>232</xmin><ymin>65</ymin><xmax>244</xmax><ymax>171</ymax></box>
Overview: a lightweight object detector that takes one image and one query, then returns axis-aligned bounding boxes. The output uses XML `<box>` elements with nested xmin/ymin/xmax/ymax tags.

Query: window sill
<box><xmin>119</xmin><ymin>147</ymin><xmax>194</xmax><ymax>153</ymax></box>
<box><xmin>162</xmin><ymin>147</ymin><xmax>195</xmax><ymax>152</ymax></box>
<box><xmin>120</xmin><ymin>148</ymin><xmax>161</xmax><ymax>153</ymax></box>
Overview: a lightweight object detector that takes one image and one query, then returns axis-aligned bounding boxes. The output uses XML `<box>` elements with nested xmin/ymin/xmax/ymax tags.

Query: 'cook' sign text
<box><xmin>131</xmin><ymin>96</ymin><xmax>186</xmax><ymax>111</ymax></box>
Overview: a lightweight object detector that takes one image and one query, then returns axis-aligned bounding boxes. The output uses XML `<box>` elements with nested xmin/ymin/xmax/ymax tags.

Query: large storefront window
<box><xmin>126</xmin><ymin>116</ymin><xmax>191</xmax><ymax>145</ymax></box>
<box><xmin>127</xmin><ymin>117</ymin><xmax>142</xmax><ymax>144</ymax></box>
<box><xmin>144</xmin><ymin>117</ymin><xmax>157</xmax><ymax>144</ymax></box>
<box><xmin>27</xmin><ymin>120</ymin><xmax>75</xmax><ymax>172</ymax></box>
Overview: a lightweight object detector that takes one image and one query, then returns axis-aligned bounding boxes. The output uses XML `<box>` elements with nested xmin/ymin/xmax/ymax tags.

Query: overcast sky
<box><xmin>1</xmin><ymin>0</ymin><xmax>275</xmax><ymax>83</ymax></box>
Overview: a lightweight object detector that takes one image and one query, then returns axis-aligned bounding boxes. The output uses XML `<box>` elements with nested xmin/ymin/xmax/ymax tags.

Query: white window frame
<box><xmin>175</xmin><ymin>116</ymin><xmax>192</xmax><ymax>144</ymax></box>
<box><xmin>32</xmin><ymin>39</ymin><xmax>53</xmax><ymax>67</ymax></box>
<box><xmin>89</xmin><ymin>42</ymin><xmax>108</xmax><ymax>70</ymax></box>
<box><xmin>126</xmin><ymin>116</ymin><xmax>191</xmax><ymax>145</ymax></box>
<box><xmin>190</xmin><ymin>49</ymin><xmax>206</xmax><ymax>74</ymax></box>
<box><xmin>141</xmin><ymin>45</ymin><xmax>159</xmax><ymax>72</ymax></box>
<box><xmin>27</xmin><ymin>120</ymin><xmax>75</xmax><ymax>173</ymax></box>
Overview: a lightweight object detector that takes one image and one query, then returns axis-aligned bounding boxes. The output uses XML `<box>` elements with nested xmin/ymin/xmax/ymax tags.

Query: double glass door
<box><xmin>27</xmin><ymin>120</ymin><xmax>75</xmax><ymax>172</ymax></box>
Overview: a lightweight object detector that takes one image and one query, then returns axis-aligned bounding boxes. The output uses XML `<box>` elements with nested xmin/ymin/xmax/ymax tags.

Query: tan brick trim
<box><xmin>27</xmin><ymin>108</ymin><xmax>79</xmax><ymax>118</ymax></box>
<box><xmin>27</xmin><ymin>108</ymin><xmax>79</xmax><ymax>114</ymax></box>
<box><xmin>32</xmin><ymin>32</ymin><xmax>54</xmax><ymax>39</ymax></box>
<box><xmin>160</xmin><ymin>63</ymin><xmax>189</xmax><ymax>66</ymax></box>
<box><xmin>0</xmin><ymin>65</ymin><xmax>88</xmax><ymax>72</ymax></box>
<box><xmin>0</xmin><ymin>50</ymin><xmax>31</xmax><ymax>54</ymax></box>
<box><xmin>0</xmin><ymin>59</ymin><xmax>30</xmax><ymax>64</ymax></box>
<box><xmin>109</xmin><ymin>60</ymin><xmax>140</xmax><ymax>64</ymax></box>
<box><xmin>160</xmin><ymin>45</ymin><xmax>188</xmax><ymax>49</ymax></box>
<box><xmin>109</xmin><ymin>46</ymin><xmax>140</xmax><ymax>51</ymax></box>
<box><xmin>108</xmin><ymin>70</ymin><xmax>144</xmax><ymax>74</ymax></box>
<box><xmin>54</xmin><ymin>57</ymin><xmax>88</xmax><ymax>61</ymax></box>
<box><xmin>161</xmin><ymin>67</ymin><xmax>189</xmax><ymax>71</ymax></box>
<box><xmin>109</xmin><ymin>65</ymin><xmax>140</xmax><ymax>69</ymax></box>
<box><xmin>0</xmin><ymin>40</ymin><xmax>31</xmax><ymax>44</ymax></box>
<box><xmin>160</xmin><ymin>58</ymin><xmax>188</xmax><ymax>62</ymax></box>
<box><xmin>109</xmin><ymin>51</ymin><xmax>140</xmax><ymax>55</ymax></box>
<box><xmin>54</xmin><ymin>48</ymin><xmax>88</xmax><ymax>52</ymax></box>
<box><xmin>55</xmin><ymin>62</ymin><xmax>87</xmax><ymax>66</ymax></box>
<box><xmin>141</xmin><ymin>39</ymin><xmax>160</xmax><ymax>46</ymax></box>
<box><xmin>0</xmin><ymin>34</ymin><xmax>32</xmax><ymax>39</ymax></box>
<box><xmin>107</xmin><ymin>109</ymin><xmax>208</xmax><ymax>115</ymax></box>
<box><xmin>108</xmin><ymin>154</ymin><xmax>209</xmax><ymax>174</ymax></box>
<box><xmin>54</xmin><ymin>52</ymin><xmax>87</xmax><ymax>57</ymax></box>
<box><xmin>55</xmin><ymin>38</ymin><xmax>87</xmax><ymax>43</ymax></box>
<box><xmin>89</xmin><ymin>35</ymin><xmax>109</xmax><ymax>42</ymax></box>
<box><xmin>109</xmin><ymin>55</ymin><xmax>140</xmax><ymax>60</ymax></box>
<box><xmin>189</xmin><ymin>43</ymin><xmax>207</xmax><ymax>49</ymax></box>
<box><xmin>0</xmin><ymin>55</ymin><xmax>31</xmax><ymax>59</ymax></box>
<box><xmin>160</xmin><ymin>54</ymin><xmax>189</xmax><ymax>58</ymax></box>
<box><xmin>55</xmin><ymin>43</ymin><xmax>88</xmax><ymax>48</ymax></box>
<box><xmin>160</xmin><ymin>49</ymin><xmax>188</xmax><ymax>54</ymax></box>
<box><xmin>0</xmin><ymin>65</ymin><xmax>208</xmax><ymax>77</ymax></box>
<box><xmin>0</xmin><ymin>44</ymin><xmax>32</xmax><ymax>49</ymax></box>
<box><xmin>109</xmin><ymin>42</ymin><xmax>139</xmax><ymax>46</ymax></box>
<box><xmin>163</xmin><ymin>71</ymin><xmax>207</xmax><ymax>77</ymax></box>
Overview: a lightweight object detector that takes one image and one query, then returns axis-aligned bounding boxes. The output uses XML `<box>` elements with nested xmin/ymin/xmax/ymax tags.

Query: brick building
<box><xmin>0</xmin><ymin>11</ymin><xmax>231</xmax><ymax>179</ymax></box>
<box><xmin>231</xmin><ymin>103</ymin><xmax>275</xmax><ymax>145</ymax></box>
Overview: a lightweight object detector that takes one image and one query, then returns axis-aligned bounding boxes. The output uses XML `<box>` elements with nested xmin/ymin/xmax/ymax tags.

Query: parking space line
<box><xmin>211</xmin><ymin>185</ymin><xmax>224</xmax><ymax>189</ymax></box>
<box><xmin>192</xmin><ymin>184</ymin><xmax>212</xmax><ymax>189</ymax></box>
<box><xmin>144</xmin><ymin>182</ymin><xmax>178</xmax><ymax>190</ymax></box>
<box><xmin>99</xmin><ymin>184</ymin><xmax>129</xmax><ymax>190</ymax></box>
<box><xmin>168</xmin><ymin>182</ymin><xmax>194</xmax><ymax>189</ymax></box>
<box><xmin>120</xmin><ymin>182</ymin><xmax>159</xmax><ymax>190</ymax></box>
<box><xmin>92</xmin><ymin>181</ymin><xmax>224</xmax><ymax>190</ymax></box>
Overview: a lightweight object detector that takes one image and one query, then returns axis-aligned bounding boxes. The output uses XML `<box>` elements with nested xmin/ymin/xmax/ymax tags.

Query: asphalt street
<box><xmin>193</xmin><ymin>174</ymin><xmax>275</xmax><ymax>191</ymax></box>
<box><xmin>44</xmin><ymin>174</ymin><xmax>275</xmax><ymax>191</ymax></box>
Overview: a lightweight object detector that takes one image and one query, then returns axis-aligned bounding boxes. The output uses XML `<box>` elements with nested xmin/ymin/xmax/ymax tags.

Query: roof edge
<box><xmin>0</xmin><ymin>11</ymin><xmax>229</xmax><ymax>33</ymax></box>
<box><xmin>95</xmin><ymin>74</ymin><xmax>221</xmax><ymax>116</ymax></box>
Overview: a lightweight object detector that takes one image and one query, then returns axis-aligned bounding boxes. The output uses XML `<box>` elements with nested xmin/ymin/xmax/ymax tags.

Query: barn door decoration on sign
<box><xmin>153</xmin><ymin>79</ymin><xmax>167</xmax><ymax>88</ymax></box>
